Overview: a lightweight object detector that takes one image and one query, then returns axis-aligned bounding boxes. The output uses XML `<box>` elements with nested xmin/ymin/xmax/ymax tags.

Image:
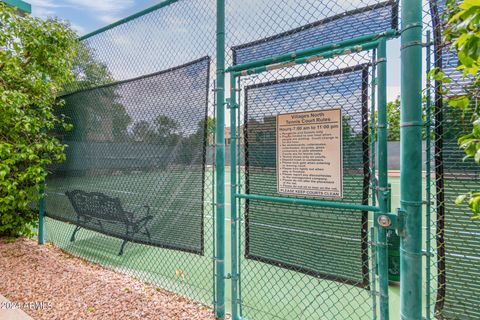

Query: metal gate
<box><xmin>223</xmin><ymin>1</ymin><xmax>399</xmax><ymax>319</ymax></box>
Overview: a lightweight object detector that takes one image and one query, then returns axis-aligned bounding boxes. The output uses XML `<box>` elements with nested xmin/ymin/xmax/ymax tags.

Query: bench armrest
<box><xmin>143</xmin><ymin>205</ymin><xmax>151</xmax><ymax>217</ymax></box>
<box><xmin>125</xmin><ymin>205</ymin><xmax>153</xmax><ymax>224</ymax></box>
<box><xmin>134</xmin><ymin>214</ymin><xmax>153</xmax><ymax>225</ymax></box>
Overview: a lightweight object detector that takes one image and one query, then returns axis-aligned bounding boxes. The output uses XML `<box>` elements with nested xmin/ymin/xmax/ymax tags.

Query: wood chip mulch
<box><xmin>0</xmin><ymin>237</ymin><xmax>217</xmax><ymax>320</ymax></box>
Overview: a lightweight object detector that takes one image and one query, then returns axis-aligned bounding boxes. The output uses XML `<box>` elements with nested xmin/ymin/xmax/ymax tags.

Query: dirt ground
<box><xmin>0</xmin><ymin>238</ymin><xmax>216</xmax><ymax>320</ymax></box>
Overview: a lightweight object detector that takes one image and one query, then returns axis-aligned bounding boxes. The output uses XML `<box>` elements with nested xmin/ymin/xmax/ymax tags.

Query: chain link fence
<box><xmin>45</xmin><ymin>0</ymin><xmax>218</xmax><ymax>311</ymax></box>
<box><xmin>39</xmin><ymin>0</ymin><xmax>480</xmax><ymax>319</ymax></box>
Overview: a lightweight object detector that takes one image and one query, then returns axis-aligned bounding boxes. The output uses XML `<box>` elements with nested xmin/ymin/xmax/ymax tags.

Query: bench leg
<box><xmin>132</xmin><ymin>221</ymin><xmax>152</xmax><ymax>242</ymax></box>
<box><xmin>70</xmin><ymin>225</ymin><xmax>82</xmax><ymax>242</ymax></box>
<box><xmin>119</xmin><ymin>239</ymin><xmax>128</xmax><ymax>256</ymax></box>
<box><xmin>144</xmin><ymin>227</ymin><xmax>151</xmax><ymax>241</ymax></box>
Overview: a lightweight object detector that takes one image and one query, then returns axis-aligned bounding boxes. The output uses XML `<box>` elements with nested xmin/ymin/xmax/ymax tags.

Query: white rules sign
<box><xmin>276</xmin><ymin>108</ymin><xmax>343</xmax><ymax>198</ymax></box>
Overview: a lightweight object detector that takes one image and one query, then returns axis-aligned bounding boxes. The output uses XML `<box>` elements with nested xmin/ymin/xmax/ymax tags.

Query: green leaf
<box><xmin>447</xmin><ymin>95</ymin><xmax>470</xmax><ymax>109</ymax></box>
<box><xmin>468</xmin><ymin>195</ymin><xmax>480</xmax><ymax>214</ymax></box>
<box><xmin>456</xmin><ymin>193</ymin><xmax>469</xmax><ymax>205</ymax></box>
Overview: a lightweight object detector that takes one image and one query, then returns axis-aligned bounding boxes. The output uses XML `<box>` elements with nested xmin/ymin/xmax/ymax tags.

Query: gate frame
<box><xmin>225</xmin><ymin>29</ymin><xmax>396</xmax><ymax>320</ymax></box>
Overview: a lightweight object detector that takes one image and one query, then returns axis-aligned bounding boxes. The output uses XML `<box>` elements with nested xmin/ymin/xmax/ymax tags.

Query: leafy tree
<box><xmin>196</xmin><ymin>116</ymin><xmax>216</xmax><ymax>143</ymax></box>
<box><xmin>176</xmin><ymin>117</ymin><xmax>212</xmax><ymax>165</ymax></box>
<box><xmin>61</xmin><ymin>89</ymin><xmax>132</xmax><ymax>143</ymax></box>
<box><xmin>435</xmin><ymin>0</ymin><xmax>480</xmax><ymax>218</ymax></box>
<box><xmin>111</xmin><ymin>103</ymin><xmax>132</xmax><ymax>142</ymax></box>
<box><xmin>154</xmin><ymin>115</ymin><xmax>179</xmax><ymax>138</ymax></box>
<box><xmin>132</xmin><ymin>120</ymin><xmax>157</xmax><ymax>143</ymax></box>
<box><xmin>386</xmin><ymin>98</ymin><xmax>401</xmax><ymax>141</ymax></box>
<box><xmin>0</xmin><ymin>4</ymin><xmax>78</xmax><ymax>237</ymax></box>
<box><xmin>205</xmin><ymin>116</ymin><xmax>216</xmax><ymax>138</ymax></box>
<box><xmin>342</xmin><ymin>115</ymin><xmax>356</xmax><ymax>140</ymax></box>
<box><xmin>64</xmin><ymin>43</ymin><xmax>114</xmax><ymax>94</ymax></box>
<box><xmin>59</xmin><ymin>43</ymin><xmax>132</xmax><ymax>143</ymax></box>
<box><xmin>384</xmin><ymin>97</ymin><xmax>432</xmax><ymax>141</ymax></box>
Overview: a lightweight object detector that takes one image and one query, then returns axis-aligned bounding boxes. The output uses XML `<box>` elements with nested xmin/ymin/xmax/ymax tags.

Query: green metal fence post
<box><xmin>38</xmin><ymin>73</ymin><xmax>47</xmax><ymax>245</ymax></box>
<box><xmin>38</xmin><ymin>185</ymin><xmax>45</xmax><ymax>245</ymax></box>
<box><xmin>229</xmin><ymin>75</ymin><xmax>240</xmax><ymax>320</ymax></box>
<box><xmin>371</xmin><ymin>227</ymin><xmax>378</xmax><ymax>319</ymax></box>
<box><xmin>236</xmin><ymin>76</ymin><xmax>243</xmax><ymax>318</ymax></box>
<box><xmin>425</xmin><ymin>30</ymin><xmax>432</xmax><ymax>320</ymax></box>
<box><xmin>376</xmin><ymin>37</ymin><xmax>390</xmax><ymax>320</ymax></box>
<box><xmin>370</xmin><ymin>49</ymin><xmax>378</xmax><ymax>319</ymax></box>
<box><xmin>212</xmin><ymin>80</ymin><xmax>217</xmax><ymax>310</ymax></box>
<box><xmin>400</xmin><ymin>0</ymin><xmax>423</xmax><ymax>318</ymax></box>
<box><xmin>215</xmin><ymin>0</ymin><xmax>226</xmax><ymax>318</ymax></box>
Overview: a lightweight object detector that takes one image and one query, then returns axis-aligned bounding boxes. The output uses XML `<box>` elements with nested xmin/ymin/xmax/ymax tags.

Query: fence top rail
<box><xmin>227</xmin><ymin>31</ymin><xmax>395</xmax><ymax>73</ymax></box>
<box><xmin>231</xmin><ymin>39</ymin><xmax>382</xmax><ymax>78</ymax></box>
<box><xmin>79</xmin><ymin>0</ymin><xmax>180</xmax><ymax>41</ymax></box>
<box><xmin>2</xmin><ymin>0</ymin><xmax>31</xmax><ymax>13</ymax></box>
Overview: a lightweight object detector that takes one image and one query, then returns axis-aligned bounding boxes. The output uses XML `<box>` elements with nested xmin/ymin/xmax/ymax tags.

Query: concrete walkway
<box><xmin>0</xmin><ymin>294</ymin><xmax>34</xmax><ymax>320</ymax></box>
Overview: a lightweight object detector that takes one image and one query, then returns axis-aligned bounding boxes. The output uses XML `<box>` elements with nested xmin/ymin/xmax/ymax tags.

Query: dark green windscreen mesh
<box><xmin>431</xmin><ymin>0</ymin><xmax>480</xmax><ymax>318</ymax></box>
<box><xmin>232</xmin><ymin>0</ymin><xmax>398</xmax><ymax>65</ymax></box>
<box><xmin>46</xmin><ymin>57</ymin><xmax>210</xmax><ymax>254</ymax></box>
<box><xmin>243</xmin><ymin>66</ymin><xmax>370</xmax><ymax>287</ymax></box>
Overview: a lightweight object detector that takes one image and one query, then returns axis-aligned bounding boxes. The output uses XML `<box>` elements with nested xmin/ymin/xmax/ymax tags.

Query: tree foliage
<box><xmin>384</xmin><ymin>97</ymin><xmax>432</xmax><ymax>141</ymax></box>
<box><xmin>63</xmin><ymin>43</ymin><xmax>114</xmax><ymax>94</ymax></box>
<box><xmin>432</xmin><ymin>0</ymin><xmax>480</xmax><ymax>218</ymax></box>
<box><xmin>198</xmin><ymin>116</ymin><xmax>216</xmax><ymax>142</ymax></box>
<box><xmin>386</xmin><ymin>98</ymin><xmax>401</xmax><ymax>141</ymax></box>
<box><xmin>59</xmin><ymin>42</ymin><xmax>133</xmax><ymax>144</ymax></box>
<box><xmin>155</xmin><ymin>115</ymin><xmax>179</xmax><ymax>140</ymax></box>
<box><xmin>446</xmin><ymin>0</ymin><xmax>480</xmax><ymax>78</ymax></box>
<box><xmin>0</xmin><ymin>4</ymin><xmax>78</xmax><ymax>237</ymax></box>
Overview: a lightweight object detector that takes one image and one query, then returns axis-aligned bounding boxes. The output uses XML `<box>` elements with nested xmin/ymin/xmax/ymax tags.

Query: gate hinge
<box><xmin>226</xmin><ymin>98</ymin><xmax>239</xmax><ymax>109</ymax></box>
<box><xmin>422</xmin><ymin>249</ymin><xmax>435</xmax><ymax>257</ymax></box>
<box><xmin>370</xmin><ymin>289</ymin><xmax>381</xmax><ymax>297</ymax></box>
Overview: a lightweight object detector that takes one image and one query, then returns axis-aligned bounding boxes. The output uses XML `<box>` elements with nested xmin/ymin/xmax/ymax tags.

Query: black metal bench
<box><xmin>65</xmin><ymin>190</ymin><xmax>153</xmax><ymax>255</ymax></box>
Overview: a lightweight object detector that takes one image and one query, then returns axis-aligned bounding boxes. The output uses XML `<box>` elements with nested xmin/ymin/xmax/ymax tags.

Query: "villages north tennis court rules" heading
<box><xmin>276</xmin><ymin>108</ymin><xmax>343</xmax><ymax>198</ymax></box>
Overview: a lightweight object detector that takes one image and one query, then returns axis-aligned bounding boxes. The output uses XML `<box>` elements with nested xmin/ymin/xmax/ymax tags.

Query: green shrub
<box><xmin>0</xmin><ymin>4</ymin><xmax>78</xmax><ymax>237</ymax></box>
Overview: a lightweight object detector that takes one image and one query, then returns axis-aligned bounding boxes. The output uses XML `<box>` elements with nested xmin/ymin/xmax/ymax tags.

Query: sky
<box><xmin>29</xmin><ymin>0</ymin><xmax>159</xmax><ymax>36</ymax></box>
<box><xmin>29</xmin><ymin>0</ymin><xmax>402</xmax><ymax>101</ymax></box>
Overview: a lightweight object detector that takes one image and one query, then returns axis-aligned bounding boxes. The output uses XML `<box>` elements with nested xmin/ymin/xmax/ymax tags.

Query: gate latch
<box><xmin>374</xmin><ymin>211</ymin><xmax>398</xmax><ymax>231</ymax></box>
